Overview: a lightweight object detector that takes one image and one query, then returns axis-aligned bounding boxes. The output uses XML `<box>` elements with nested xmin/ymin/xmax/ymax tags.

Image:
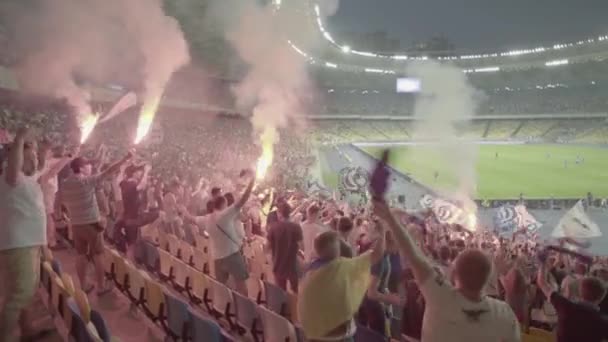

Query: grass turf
<box><xmin>361</xmin><ymin>144</ymin><xmax>608</xmax><ymax>199</ymax></box>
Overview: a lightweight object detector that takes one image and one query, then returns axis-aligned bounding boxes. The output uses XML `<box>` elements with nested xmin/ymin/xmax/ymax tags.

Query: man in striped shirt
<box><xmin>61</xmin><ymin>150</ymin><xmax>132</xmax><ymax>295</ymax></box>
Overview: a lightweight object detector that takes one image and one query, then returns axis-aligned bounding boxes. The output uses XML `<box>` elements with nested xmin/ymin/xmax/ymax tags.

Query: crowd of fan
<box><xmin>2</xmin><ymin>105</ymin><xmax>608</xmax><ymax>341</ymax></box>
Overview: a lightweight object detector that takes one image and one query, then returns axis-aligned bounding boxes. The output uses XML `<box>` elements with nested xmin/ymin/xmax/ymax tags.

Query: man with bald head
<box><xmin>372</xmin><ymin>199</ymin><xmax>520</xmax><ymax>342</ymax></box>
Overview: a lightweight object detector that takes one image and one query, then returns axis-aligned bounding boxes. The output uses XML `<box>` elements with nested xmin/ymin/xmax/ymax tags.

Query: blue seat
<box><xmin>163</xmin><ymin>292</ymin><xmax>190</xmax><ymax>341</ymax></box>
<box><xmin>66</xmin><ymin>299</ymin><xmax>111</xmax><ymax>342</ymax></box>
<box><xmin>51</xmin><ymin>259</ymin><xmax>62</xmax><ymax>275</ymax></box>
<box><xmin>189</xmin><ymin>310</ymin><xmax>222</xmax><ymax>342</ymax></box>
<box><xmin>263</xmin><ymin>281</ymin><xmax>288</xmax><ymax>317</ymax></box>
<box><xmin>143</xmin><ymin>241</ymin><xmax>160</xmax><ymax>272</ymax></box>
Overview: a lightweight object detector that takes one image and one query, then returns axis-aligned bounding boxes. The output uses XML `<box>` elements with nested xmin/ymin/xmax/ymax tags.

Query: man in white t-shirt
<box><xmin>0</xmin><ymin>127</ymin><xmax>56</xmax><ymax>341</ymax></box>
<box><xmin>186</xmin><ymin>177</ymin><xmax>254</xmax><ymax>295</ymax></box>
<box><xmin>301</xmin><ymin>204</ymin><xmax>327</xmax><ymax>262</ymax></box>
<box><xmin>40</xmin><ymin>145</ymin><xmax>74</xmax><ymax>249</ymax></box>
<box><xmin>372</xmin><ymin>199</ymin><xmax>520</xmax><ymax>342</ymax></box>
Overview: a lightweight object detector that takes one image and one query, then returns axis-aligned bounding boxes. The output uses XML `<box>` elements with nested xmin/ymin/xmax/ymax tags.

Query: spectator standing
<box><xmin>0</xmin><ymin>128</ymin><xmax>50</xmax><ymax>341</ymax></box>
<box><xmin>268</xmin><ymin>202</ymin><xmax>304</xmax><ymax>293</ymax></box>
<box><xmin>207</xmin><ymin>177</ymin><xmax>254</xmax><ymax>295</ymax></box>
<box><xmin>301</xmin><ymin>204</ymin><xmax>327</xmax><ymax>262</ymax></box>
<box><xmin>372</xmin><ymin>199</ymin><xmax>521</xmax><ymax>342</ymax></box>
<box><xmin>61</xmin><ymin>151</ymin><xmax>132</xmax><ymax>295</ymax></box>
<box><xmin>537</xmin><ymin>263</ymin><xmax>608</xmax><ymax>341</ymax></box>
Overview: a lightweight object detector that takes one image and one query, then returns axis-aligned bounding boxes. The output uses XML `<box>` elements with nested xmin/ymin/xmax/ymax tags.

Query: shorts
<box><xmin>214</xmin><ymin>252</ymin><xmax>249</xmax><ymax>283</ymax></box>
<box><xmin>73</xmin><ymin>223</ymin><xmax>104</xmax><ymax>256</ymax></box>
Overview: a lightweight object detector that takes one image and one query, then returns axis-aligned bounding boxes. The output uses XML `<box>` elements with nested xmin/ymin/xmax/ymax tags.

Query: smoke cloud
<box><xmin>408</xmin><ymin>61</ymin><xmax>480</xmax><ymax>205</ymax></box>
<box><xmin>210</xmin><ymin>0</ymin><xmax>317</xmax><ymax>170</ymax></box>
<box><xmin>1</xmin><ymin>0</ymin><xmax>189</xmax><ymax>121</ymax></box>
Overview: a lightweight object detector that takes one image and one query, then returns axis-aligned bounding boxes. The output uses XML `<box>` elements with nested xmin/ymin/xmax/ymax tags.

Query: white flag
<box><xmin>552</xmin><ymin>200</ymin><xmax>601</xmax><ymax>239</ymax></box>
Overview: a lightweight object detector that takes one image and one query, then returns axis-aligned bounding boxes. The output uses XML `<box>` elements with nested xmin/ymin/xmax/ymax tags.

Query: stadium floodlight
<box><xmin>341</xmin><ymin>45</ymin><xmax>351</xmax><ymax>54</ymax></box>
<box><xmin>392</xmin><ymin>55</ymin><xmax>408</xmax><ymax>60</ymax></box>
<box><xmin>325</xmin><ymin>62</ymin><xmax>338</xmax><ymax>68</ymax></box>
<box><xmin>545</xmin><ymin>59</ymin><xmax>569</xmax><ymax>67</ymax></box>
<box><xmin>474</xmin><ymin>66</ymin><xmax>500</xmax><ymax>73</ymax></box>
<box><xmin>352</xmin><ymin>50</ymin><xmax>377</xmax><ymax>57</ymax></box>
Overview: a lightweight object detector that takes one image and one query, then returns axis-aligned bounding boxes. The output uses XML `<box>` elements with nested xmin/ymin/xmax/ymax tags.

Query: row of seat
<box><xmin>138</xmin><ymin>225</ymin><xmax>412</xmax><ymax>342</ymax></box>
<box><xmin>40</xmin><ymin>249</ymin><xmax>117</xmax><ymax>342</ymax></box>
<box><xmin>132</xmin><ymin>239</ymin><xmax>303</xmax><ymax>341</ymax></box>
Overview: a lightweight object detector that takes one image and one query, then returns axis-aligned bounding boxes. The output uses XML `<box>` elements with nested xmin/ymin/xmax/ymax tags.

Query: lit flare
<box><xmin>255</xmin><ymin>128</ymin><xmax>275</xmax><ymax>180</ymax></box>
<box><xmin>80</xmin><ymin>113</ymin><xmax>99</xmax><ymax>144</ymax></box>
<box><xmin>134</xmin><ymin>96</ymin><xmax>161</xmax><ymax>144</ymax></box>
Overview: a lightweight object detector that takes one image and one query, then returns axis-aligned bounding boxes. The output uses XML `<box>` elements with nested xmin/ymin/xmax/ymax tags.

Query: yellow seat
<box><xmin>172</xmin><ymin>259</ymin><xmax>189</xmax><ymax>291</ymax></box>
<box><xmin>74</xmin><ymin>288</ymin><xmax>91</xmax><ymax>324</ymax></box>
<box><xmin>192</xmin><ymin>248</ymin><xmax>208</xmax><ymax>273</ymax></box>
<box><xmin>187</xmin><ymin>266</ymin><xmax>208</xmax><ymax>305</ymax></box>
<box><xmin>195</xmin><ymin>235</ymin><xmax>209</xmax><ymax>254</ymax></box>
<box><xmin>522</xmin><ymin>333</ymin><xmax>547</xmax><ymax>342</ymax></box>
<box><xmin>102</xmin><ymin>248</ymin><xmax>115</xmax><ymax>277</ymax></box>
<box><xmin>112</xmin><ymin>253</ymin><xmax>128</xmax><ymax>289</ymax></box>
<box><xmin>60</xmin><ymin>273</ymin><xmax>75</xmax><ymax>297</ymax></box>
<box><xmin>527</xmin><ymin>327</ymin><xmax>554</xmax><ymax>342</ymax></box>
<box><xmin>51</xmin><ymin>275</ymin><xmax>65</xmax><ymax>316</ymax></box>
<box><xmin>143</xmin><ymin>275</ymin><xmax>165</xmax><ymax>320</ymax></box>
<box><xmin>126</xmin><ymin>262</ymin><xmax>146</xmax><ymax>304</ymax></box>
<box><xmin>179</xmin><ymin>241</ymin><xmax>194</xmax><ymax>264</ymax></box>
<box><xmin>167</xmin><ymin>234</ymin><xmax>180</xmax><ymax>257</ymax></box>
<box><xmin>158</xmin><ymin>248</ymin><xmax>174</xmax><ymax>280</ymax></box>
<box><xmin>158</xmin><ymin>230</ymin><xmax>169</xmax><ymax>251</ymax></box>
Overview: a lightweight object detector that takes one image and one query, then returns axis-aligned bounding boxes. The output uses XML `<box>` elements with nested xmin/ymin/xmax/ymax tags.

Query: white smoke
<box><xmin>2</xmin><ymin>0</ymin><xmax>189</xmax><ymax>120</ymax></box>
<box><xmin>408</xmin><ymin>61</ymin><xmax>480</xmax><ymax>203</ymax></box>
<box><xmin>217</xmin><ymin>0</ymin><xmax>317</xmax><ymax>167</ymax></box>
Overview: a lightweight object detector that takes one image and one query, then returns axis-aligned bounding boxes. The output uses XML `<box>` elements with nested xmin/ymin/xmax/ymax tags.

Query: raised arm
<box><xmin>372</xmin><ymin>198</ymin><xmax>434</xmax><ymax>285</ymax></box>
<box><xmin>98</xmin><ymin>150</ymin><xmax>133</xmax><ymax>180</ymax></box>
<box><xmin>6</xmin><ymin>127</ymin><xmax>31</xmax><ymax>186</ymax></box>
<box><xmin>136</xmin><ymin>164</ymin><xmax>151</xmax><ymax>191</ymax></box>
<box><xmin>370</xmin><ymin>220</ymin><xmax>387</xmax><ymax>266</ymax></box>
<box><xmin>235</xmin><ymin>177</ymin><xmax>255</xmax><ymax>210</ymax></box>
<box><xmin>40</xmin><ymin>146</ymin><xmax>80</xmax><ymax>183</ymax></box>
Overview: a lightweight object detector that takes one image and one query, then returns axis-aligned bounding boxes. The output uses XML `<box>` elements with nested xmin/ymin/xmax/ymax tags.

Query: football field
<box><xmin>361</xmin><ymin>144</ymin><xmax>608</xmax><ymax>199</ymax></box>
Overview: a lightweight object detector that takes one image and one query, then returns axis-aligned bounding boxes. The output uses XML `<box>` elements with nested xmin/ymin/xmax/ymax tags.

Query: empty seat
<box><xmin>172</xmin><ymin>259</ymin><xmax>190</xmax><ymax>292</ymax></box>
<box><xmin>194</xmin><ymin>235</ymin><xmax>209</xmax><ymax>254</ymax></box>
<box><xmin>179</xmin><ymin>241</ymin><xmax>194</xmax><ymax>265</ymax></box>
<box><xmin>185</xmin><ymin>266</ymin><xmax>210</xmax><ymax>310</ymax></box>
<box><xmin>246</xmin><ymin>278</ymin><xmax>263</xmax><ymax>303</ymax></box>
<box><xmin>143</xmin><ymin>275</ymin><xmax>165</xmax><ymax>322</ymax></box>
<box><xmin>126</xmin><ymin>263</ymin><xmax>146</xmax><ymax>306</ymax></box>
<box><xmin>101</xmin><ymin>248</ymin><xmax>115</xmax><ymax>279</ymax></box>
<box><xmin>142</xmin><ymin>241</ymin><xmax>160</xmax><ymax>272</ymax></box>
<box><xmin>208</xmin><ymin>277</ymin><xmax>236</xmax><ymax>327</ymax></box>
<box><xmin>112</xmin><ymin>253</ymin><xmax>129</xmax><ymax>292</ymax></box>
<box><xmin>167</xmin><ymin>234</ymin><xmax>180</xmax><ymax>257</ymax></box>
<box><xmin>258</xmin><ymin>305</ymin><xmax>297</xmax><ymax>342</ymax></box>
<box><xmin>263</xmin><ymin>281</ymin><xmax>288</xmax><ymax>316</ymax></box>
<box><xmin>192</xmin><ymin>248</ymin><xmax>208</xmax><ymax>274</ymax></box>
<box><xmin>189</xmin><ymin>310</ymin><xmax>223</xmax><ymax>342</ymax></box>
<box><xmin>233</xmin><ymin>291</ymin><xmax>260</xmax><ymax>336</ymax></box>
<box><xmin>163</xmin><ymin>292</ymin><xmax>190</xmax><ymax>341</ymax></box>
<box><xmin>158</xmin><ymin>230</ymin><xmax>169</xmax><ymax>251</ymax></box>
<box><xmin>158</xmin><ymin>248</ymin><xmax>175</xmax><ymax>281</ymax></box>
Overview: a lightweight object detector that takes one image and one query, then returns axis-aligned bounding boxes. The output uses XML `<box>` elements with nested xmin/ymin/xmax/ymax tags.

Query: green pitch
<box><xmin>361</xmin><ymin>144</ymin><xmax>608</xmax><ymax>199</ymax></box>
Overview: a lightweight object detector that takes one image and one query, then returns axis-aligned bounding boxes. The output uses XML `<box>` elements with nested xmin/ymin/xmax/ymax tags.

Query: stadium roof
<box><xmin>281</xmin><ymin>0</ymin><xmax>608</xmax><ymax>74</ymax></box>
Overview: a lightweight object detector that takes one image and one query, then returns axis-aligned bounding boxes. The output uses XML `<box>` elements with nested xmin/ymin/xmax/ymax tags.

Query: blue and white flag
<box><xmin>552</xmin><ymin>200</ymin><xmax>601</xmax><ymax>239</ymax></box>
<box><xmin>420</xmin><ymin>194</ymin><xmax>467</xmax><ymax>227</ymax></box>
<box><xmin>494</xmin><ymin>204</ymin><xmax>541</xmax><ymax>237</ymax></box>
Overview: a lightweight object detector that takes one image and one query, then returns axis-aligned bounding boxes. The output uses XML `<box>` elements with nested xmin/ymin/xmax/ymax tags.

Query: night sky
<box><xmin>327</xmin><ymin>0</ymin><xmax>608</xmax><ymax>51</ymax></box>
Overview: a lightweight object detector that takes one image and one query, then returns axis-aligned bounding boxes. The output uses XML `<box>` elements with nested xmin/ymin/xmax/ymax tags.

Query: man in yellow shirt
<box><xmin>298</xmin><ymin>222</ymin><xmax>386</xmax><ymax>341</ymax></box>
